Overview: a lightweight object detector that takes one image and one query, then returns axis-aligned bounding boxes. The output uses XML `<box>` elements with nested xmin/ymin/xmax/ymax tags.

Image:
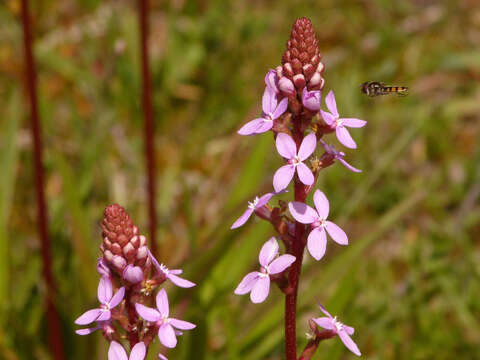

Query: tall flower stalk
<box><xmin>75</xmin><ymin>205</ymin><xmax>196</xmax><ymax>359</ymax></box>
<box><xmin>232</xmin><ymin>18</ymin><xmax>365</xmax><ymax>359</ymax></box>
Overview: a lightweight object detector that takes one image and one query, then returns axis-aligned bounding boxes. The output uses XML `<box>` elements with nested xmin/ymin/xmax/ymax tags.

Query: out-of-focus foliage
<box><xmin>0</xmin><ymin>0</ymin><xmax>479</xmax><ymax>359</ymax></box>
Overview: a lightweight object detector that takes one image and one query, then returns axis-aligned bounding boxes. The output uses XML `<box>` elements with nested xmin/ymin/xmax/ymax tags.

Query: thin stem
<box><xmin>285</xmin><ymin>120</ymin><xmax>308</xmax><ymax>360</ymax></box>
<box><xmin>20</xmin><ymin>1</ymin><xmax>65</xmax><ymax>359</ymax></box>
<box><xmin>137</xmin><ymin>0</ymin><xmax>158</xmax><ymax>256</ymax></box>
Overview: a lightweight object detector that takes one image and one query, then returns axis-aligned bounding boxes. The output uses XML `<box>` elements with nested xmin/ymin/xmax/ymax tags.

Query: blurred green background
<box><xmin>1</xmin><ymin>0</ymin><xmax>479</xmax><ymax>359</ymax></box>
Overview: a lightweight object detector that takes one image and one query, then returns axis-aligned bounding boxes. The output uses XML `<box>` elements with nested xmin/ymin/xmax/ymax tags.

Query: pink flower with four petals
<box><xmin>234</xmin><ymin>237</ymin><xmax>296</xmax><ymax>303</ymax></box>
<box><xmin>135</xmin><ymin>289</ymin><xmax>196</xmax><ymax>348</ymax></box>
<box><xmin>320</xmin><ymin>90</ymin><xmax>366</xmax><ymax>149</ymax></box>
<box><xmin>288</xmin><ymin>190</ymin><xmax>348</xmax><ymax>260</ymax></box>
<box><xmin>312</xmin><ymin>304</ymin><xmax>361</xmax><ymax>356</ymax></box>
<box><xmin>75</xmin><ymin>277</ymin><xmax>125</xmax><ymax>325</ymax></box>
<box><xmin>273</xmin><ymin>133</ymin><xmax>316</xmax><ymax>192</ymax></box>
<box><xmin>230</xmin><ymin>192</ymin><xmax>275</xmax><ymax>229</ymax></box>
<box><xmin>148</xmin><ymin>249</ymin><xmax>196</xmax><ymax>288</ymax></box>
<box><xmin>238</xmin><ymin>87</ymin><xmax>288</xmax><ymax>136</ymax></box>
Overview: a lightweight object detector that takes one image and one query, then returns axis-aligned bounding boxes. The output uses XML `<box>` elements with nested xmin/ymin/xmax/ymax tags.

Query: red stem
<box><xmin>20</xmin><ymin>1</ymin><xmax>65</xmax><ymax>359</ymax></box>
<box><xmin>137</xmin><ymin>0</ymin><xmax>158</xmax><ymax>256</ymax></box>
<box><xmin>285</xmin><ymin>120</ymin><xmax>308</xmax><ymax>360</ymax></box>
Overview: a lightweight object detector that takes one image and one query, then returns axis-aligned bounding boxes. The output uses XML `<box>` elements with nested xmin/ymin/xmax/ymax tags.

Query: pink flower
<box><xmin>238</xmin><ymin>87</ymin><xmax>288</xmax><ymax>135</ymax></box>
<box><xmin>75</xmin><ymin>277</ymin><xmax>125</xmax><ymax>325</ymax></box>
<box><xmin>273</xmin><ymin>133</ymin><xmax>316</xmax><ymax>192</ymax></box>
<box><xmin>148</xmin><ymin>249</ymin><xmax>196</xmax><ymax>288</ymax></box>
<box><xmin>312</xmin><ymin>305</ymin><xmax>361</xmax><ymax>356</ymax></box>
<box><xmin>75</xmin><ymin>320</ymin><xmax>114</xmax><ymax>336</ymax></box>
<box><xmin>135</xmin><ymin>289</ymin><xmax>196</xmax><ymax>348</ymax></box>
<box><xmin>320</xmin><ymin>140</ymin><xmax>361</xmax><ymax>173</ymax></box>
<box><xmin>234</xmin><ymin>237</ymin><xmax>295</xmax><ymax>303</ymax></box>
<box><xmin>288</xmin><ymin>190</ymin><xmax>348</xmax><ymax>260</ymax></box>
<box><xmin>108</xmin><ymin>341</ymin><xmax>146</xmax><ymax>360</ymax></box>
<box><xmin>302</xmin><ymin>87</ymin><xmax>322</xmax><ymax>111</ymax></box>
<box><xmin>320</xmin><ymin>90</ymin><xmax>366</xmax><ymax>149</ymax></box>
<box><xmin>230</xmin><ymin>192</ymin><xmax>275</xmax><ymax>229</ymax></box>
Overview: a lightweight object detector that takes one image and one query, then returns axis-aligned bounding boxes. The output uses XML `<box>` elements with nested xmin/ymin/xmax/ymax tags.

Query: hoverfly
<box><xmin>361</xmin><ymin>81</ymin><xmax>408</xmax><ymax>97</ymax></box>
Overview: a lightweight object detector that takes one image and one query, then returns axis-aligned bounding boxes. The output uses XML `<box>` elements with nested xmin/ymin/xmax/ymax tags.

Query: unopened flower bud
<box><xmin>279</xmin><ymin>76</ymin><xmax>295</xmax><ymax>95</ymax></box>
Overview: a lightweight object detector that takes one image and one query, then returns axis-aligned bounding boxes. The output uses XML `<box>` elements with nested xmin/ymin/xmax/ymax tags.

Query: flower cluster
<box><xmin>75</xmin><ymin>204</ymin><xmax>196</xmax><ymax>359</ymax></box>
<box><xmin>231</xmin><ymin>18</ymin><xmax>365</xmax><ymax>358</ymax></box>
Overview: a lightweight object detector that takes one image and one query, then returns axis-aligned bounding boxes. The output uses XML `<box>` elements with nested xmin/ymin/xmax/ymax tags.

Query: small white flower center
<box><xmin>335</xmin><ymin>118</ymin><xmax>343</xmax><ymax>127</ymax></box>
<box><xmin>259</xmin><ymin>266</ymin><xmax>270</xmax><ymax>276</ymax></box>
<box><xmin>289</xmin><ymin>155</ymin><xmax>301</xmax><ymax>166</ymax></box>
<box><xmin>248</xmin><ymin>196</ymin><xmax>260</xmax><ymax>209</ymax></box>
<box><xmin>159</xmin><ymin>263</ymin><xmax>169</xmax><ymax>275</ymax></box>
<box><xmin>265</xmin><ymin>113</ymin><xmax>274</xmax><ymax>122</ymax></box>
<box><xmin>312</xmin><ymin>218</ymin><xmax>326</xmax><ymax>229</ymax></box>
<box><xmin>332</xmin><ymin>316</ymin><xmax>343</xmax><ymax>332</ymax></box>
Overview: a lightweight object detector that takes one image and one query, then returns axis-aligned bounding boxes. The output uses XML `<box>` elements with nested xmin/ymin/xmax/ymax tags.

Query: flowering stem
<box><xmin>285</xmin><ymin>123</ymin><xmax>309</xmax><ymax>360</ymax></box>
<box><xmin>20</xmin><ymin>1</ymin><xmax>65</xmax><ymax>359</ymax></box>
<box><xmin>137</xmin><ymin>0</ymin><xmax>158</xmax><ymax>256</ymax></box>
<box><xmin>125</xmin><ymin>287</ymin><xmax>140</xmax><ymax>347</ymax></box>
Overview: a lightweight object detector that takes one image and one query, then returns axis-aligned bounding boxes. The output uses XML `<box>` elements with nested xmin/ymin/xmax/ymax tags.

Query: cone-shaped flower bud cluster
<box><xmin>280</xmin><ymin>18</ymin><xmax>325</xmax><ymax>95</ymax></box>
<box><xmin>100</xmin><ymin>204</ymin><xmax>149</xmax><ymax>281</ymax></box>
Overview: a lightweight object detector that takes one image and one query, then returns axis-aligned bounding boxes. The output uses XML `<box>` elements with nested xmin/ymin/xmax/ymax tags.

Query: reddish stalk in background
<box><xmin>20</xmin><ymin>1</ymin><xmax>65</xmax><ymax>359</ymax></box>
<box><xmin>137</xmin><ymin>0</ymin><xmax>158</xmax><ymax>256</ymax></box>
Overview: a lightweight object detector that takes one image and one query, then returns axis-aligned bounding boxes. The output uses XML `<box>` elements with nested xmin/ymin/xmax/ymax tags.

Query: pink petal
<box><xmin>98</xmin><ymin>277</ymin><xmax>113</xmax><ymax>304</ymax></box>
<box><xmin>75</xmin><ymin>308</ymin><xmax>102</xmax><ymax>325</ymax></box>
<box><xmin>158</xmin><ymin>323</ymin><xmax>177</xmax><ymax>348</ymax></box>
<box><xmin>325</xmin><ymin>90</ymin><xmax>339</xmax><ymax>117</ymax></box>
<box><xmin>343</xmin><ymin>325</ymin><xmax>355</xmax><ymax>335</ymax></box>
<box><xmin>265</xmin><ymin>69</ymin><xmax>279</xmax><ymax>94</ymax></box>
<box><xmin>230</xmin><ymin>208</ymin><xmax>254</xmax><ymax>229</ymax></box>
<box><xmin>254</xmin><ymin>120</ymin><xmax>274</xmax><ymax>134</ymax></box>
<box><xmin>318</xmin><ymin>303</ymin><xmax>333</xmax><ymax>318</ymax></box>
<box><xmin>297</xmin><ymin>133</ymin><xmax>317</xmax><ymax>161</ymax></box>
<box><xmin>320</xmin><ymin>110</ymin><xmax>336</xmax><ymax>126</ymax></box>
<box><xmin>338</xmin><ymin>158</ymin><xmax>362</xmax><ymax>173</ymax></box>
<box><xmin>147</xmin><ymin>248</ymin><xmax>162</xmax><ymax>272</ymax></box>
<box><xmin>307</xmin><ymin>227</ymin><xmax>327</xmax><ymax>260</ymax></box>
<box><xmin>313</xmin><ymin>190</ymin><xmax>329</xmax><ymax>219</ymax></box>
<box><xmin>278</xmin><ymin>76</ymin><xmax>295</xmax><ymax>95</ymax></box>
<box><xmin>75</xmin><ymin>326</ymin><xmax>100</xmax><ymax>335</ymax></box>
<box><xmin>336</xmin><ymin>126</ymin><xmax>357</xmax><ymax>149</ymax></box>
<box><xmin>122</xmin><ymin>265</ymin><xmax>143</xmax><ymax>284</ymax></box>
<box><xmin>108</xmin><ymin>341</ymin><xmax>128</xmax><ymax>360</ymax></box>
<box><xmin>262</xmin><ymin>87</ymin><xmax>278</xmax><ymax>114</ymax></box>
<box><xmin>237</xmin><ymin>118</ymin><xmax>265</xmax><ymax>136</ymax></box>
<box><xmin>268</xmin><ymin>254</ymin><xmax>296</xmax><ymax>274</ymax></box>
<box><xmin>302</xmin><ymin>87</ymin><xmax>321</xmax><ymax>111</ymax></box>
<box><xmin>338</xmin><ymin>329</ymin><xmax>361</xmax><ymax>356</ymax></box>
<box><xmin>342</xmin><ymin>118</ymin><xmax>366</xmax><ymax>128</ymax></box>
<box><xmin>256</xmin><ymin>192</ymin><xmax>274</xmax><ymax>208</ymax></box>
<box><xmin>130</xmin><ymin>342</ymin><xmax>146</xmax><ymax>360</ymax></box>
<box><xmin>156</xmin><ymin>289</ymin><xmax>170</xmax><ymax>318</ymax></box>
<box><xmin>288</xmin><ymin>202</ymin><xmax>317</xmax><ymax>224</ymax></box>
<box><xmin>234</xmin><ymin>272</ymin><xmax>260</xmax><ymax>295</ymax></box>
<box><xmin>275</xmin><ymin>133</ymin><xmax>297</xmax><ymax>159</ymax></box>
<box><xmin>168</xmin><ymin>274</ymin><xmax>196</xmax><ymax>288</ymax></box>
<box><xmin>170</xmin><ymin>318</ymin><xmax>196</xmax><ymax>330</ymax></box>
<box><xmin>109</xmin><ymin>287</ymin><xmax>125</xmax><ymax>308</ymax></box>
<box><xmin>312</xmin><ymin>317</ymin><xmax>335</xmax><ymax>331</ymax></box>
<box><xmin>96</xmin><ymin>310</ymin><xmax>112</xmax><ymax>322</ymax></box>
<box><xmin>170</xmin><ymin>269</ymin><xmax>182</xmax><ymax>275</ymax></box>
<box><xmin>273</xmin><ymin>164</ymin><xmax>295</xmax><ymax>192</ymax></box>
<box><xmin>296</xmin><ymin>163</ymin><xmax>314</xmax><ymax>186</ymax></box>
<box><xmin>325</xmin><ymin>221</ymin><xmax>348</xmax><ymax>245</ymax></box>
<box><xmin>97</xmin><ymin>258</ymin><xmax>111</xmax><ymax>278</ymax></box>
<box><xmin>250</xmin><ymin>276</ymin><xmax>270</xmax><ymax>303</ymax></box>
<box><xmin>135</xmin><ymin>303</ymin><xmax>161</xmax><ymax>322</ymax></box>
<box><xmin>158</xmin><ymin>354</ymin><xmax>168</xmax><ymax>360</ymax></box>
<box><xmin>272</xmin><ymin>97</ymin><xmax>288</xmax><ymax>119</ymax></box>
<box><xmin>258</xmin><ymin>237</ymin><xmax>279</xmax><ymax>267</ymax></box>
